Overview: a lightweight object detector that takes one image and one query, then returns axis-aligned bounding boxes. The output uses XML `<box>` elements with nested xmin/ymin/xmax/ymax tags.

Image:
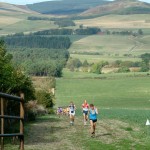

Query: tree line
<box><xmin>4</xmin><ymin>35</ymin><xmax>71</xmax><ymax>49</ymax></box>
<box><xmin>67</xmin><ymin>54</ymin><xmax>150</xmax><ymax>74</ymax></box>
<box><xmin>32</xmin><ymin>27</ymin><xmax>101</xmax><ymax>35</ymax></box>
<box><xmin>0</xmin><ymin>39</ymin><xmax>55</xmax><ymax>127</ymax></box>
<box><xmin>9</xmin><ymin>47</ymin><xmax>69</xmax><ymax>77</ymax></box>
<box><xmin>106</xmin><ymin>29</ymin><xmax>143</xmax><ymax>36</ymax></box>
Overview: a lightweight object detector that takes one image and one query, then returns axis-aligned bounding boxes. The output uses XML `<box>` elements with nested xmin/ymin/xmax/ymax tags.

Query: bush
<box><xmin>118</xmin><ymin>67</ymin><xmax>130</xmax><ymax>73</ymax></box>
<box><xmin>91</xmin><ymin>61</ymin><xmax>109</xmax><ymax>74</ymax></box>
<box><xmin>25</xmin><ymin>101</ymin><xmax>38</xmax><ymax>121</ymax></box>
<box><xmin>35</xmin><ymin>91</ymin><xmax>55</xmax><ymax>108</ymax></box>
<box><xmin>48</xmin><ymin>108</ymin><xmax>55</xmax><ymax>114</ymax></box>
<box><xmin>25</xmin><ymin>100</ymin><xmax>47</xmax><ymax>121</ymax></box>
<box><xmin>66</xmin><ymin>58</ymin><xmax>82</xmax><ymax>70</ymax></box>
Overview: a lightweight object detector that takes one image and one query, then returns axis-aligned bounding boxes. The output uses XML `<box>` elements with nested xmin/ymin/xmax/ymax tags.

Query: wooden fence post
<box><xmin>1</xmin><ymin>98</ymin><xmax>4</xmax><ymax>150</ymax></box>
<box><xmin>20</xmin><ymin>93</ymin><xmax>24</xmax><ymax>150</ymax></box>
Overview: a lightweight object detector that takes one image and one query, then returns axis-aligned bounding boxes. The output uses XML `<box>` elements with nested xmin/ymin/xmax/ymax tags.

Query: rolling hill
<box><xmin>0</xmin><ymin>2</ymin><xmax>58</xmax><ymax>35</ymax></box>
<box><xmin>80</xmin><ymin>0</ymin><xmax>150</xmax><ymax>16</ymax></box>
<box><xmin>0</xmin><ymin>2</ymin><xmax>35</xmax><ymax>14</ymax></box>
<box><xmin>27</xmin><ymin>0</ymin><xmax>108</xmax><ymax>15</ymax></box>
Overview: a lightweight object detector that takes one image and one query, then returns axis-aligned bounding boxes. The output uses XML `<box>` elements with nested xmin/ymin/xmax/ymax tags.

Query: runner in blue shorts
<box><xmin>89</xmin><ymin>104</ymin><xmax>98</xmax><ymax>137</ymax></box>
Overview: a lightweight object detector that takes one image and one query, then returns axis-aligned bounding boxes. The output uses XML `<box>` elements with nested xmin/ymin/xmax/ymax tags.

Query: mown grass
<box><xmin>55</xmin><ymin>70</ymin><xmax>150</xmax><ymax>148</ymax></box>
<box><xmin>56</xmin><ymin>76</ymin><xmax>150</xmax><ymax>109</ymax></box>
<box><xmin>56</xmin><ymin>70</ymin><xmax>150</xmax><ymax>125</ymax></box>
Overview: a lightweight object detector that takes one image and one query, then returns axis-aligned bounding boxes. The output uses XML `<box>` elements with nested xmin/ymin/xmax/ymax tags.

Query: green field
<box><xmin>56</xmin><ymin>70</ymin><xmax>150</xmax><ymax>124</ymax></box>
<box><xmin>56</xmin><ymin>72</ymin><xmax>150</xmax><ymax>109</ymax></box>
<box><xmin>70</xmin><ymin>53</ymin><xmax>141</xmax><ymax>63</ymax></box>
<box><xmin>69</xmin><ymin>34</ymin><xmax>150</xmax><ymax>64</ymax></box>
<box><xmin>69</xmin><ymin>35</ymin><xmax>150</xmax><ymax>55</ymax></box>
<box><xmin>75</xmin><ymin>14</ymin><xmax>150</xmax><ymax>29</ymax></box>
<box><xmin>0</xmin><ymin>12</ymin><xmax>57</xmax><ymax>35</ymax></box>
<box><xmin>55</xmin><ymin>70</ymin><xmax>150</xmax><ymax>149</ymax></box>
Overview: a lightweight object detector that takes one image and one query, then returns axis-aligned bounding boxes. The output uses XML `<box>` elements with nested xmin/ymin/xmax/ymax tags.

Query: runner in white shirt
<box><xmin>69</xmin><ymin>101</ymin><xmax>76</xmax><ymax>125</ymax></box>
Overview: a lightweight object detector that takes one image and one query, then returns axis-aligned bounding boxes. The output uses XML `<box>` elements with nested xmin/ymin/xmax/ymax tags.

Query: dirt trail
<box><xmin>22</xmin><ymin>115</ymin><xmax>141</xmax><ymax>150</ymax></box>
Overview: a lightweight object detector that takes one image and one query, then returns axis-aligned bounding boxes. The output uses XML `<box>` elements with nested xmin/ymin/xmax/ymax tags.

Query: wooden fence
<box><xmin>0</xmin><ymin>92</ymin><xmax>24</xmax><ymax>150</ymax></box>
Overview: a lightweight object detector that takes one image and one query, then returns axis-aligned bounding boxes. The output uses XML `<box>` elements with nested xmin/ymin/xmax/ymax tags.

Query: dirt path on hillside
<box><xmin>20</xmin><ymin>115</ymin><xmax>141</xmax><ymax>150</ymax></box>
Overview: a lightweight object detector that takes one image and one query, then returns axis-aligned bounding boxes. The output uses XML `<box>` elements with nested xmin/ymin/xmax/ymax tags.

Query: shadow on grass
<box><xmin>36</xmin><ymin>115</ymin><xmax>61</xmax><ymax>123</ymax></box>
<box><xmin>25</xmin><ymin>115</ymin><xmax>68</xmax><ymax>145</ymax></box>
<box><xmin>96</xmin><ymin>133</ymin><xmax>112</xmax><ymax>137</ymax></box>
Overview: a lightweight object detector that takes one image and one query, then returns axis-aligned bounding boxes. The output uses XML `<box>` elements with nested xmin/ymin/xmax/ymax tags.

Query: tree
<box><xmin>91</xmin><ymin>61</ymin><xmax>108</xmax><ymax>74</ymax></box>
<box><xmin>0</xmin><ymin>39</ymin><xmax>35</xmax><ymax>100</ymax></box>
<box><xmin>138</xmin><ymin>29</ymin><xmax>143</xmax><ymax>35</ymax></box>
<box><xmin>35</xmin><ymin>90</ymin><xmax>55</xmax><ymax>108</ymax></box>
<box><xmin>118</xmin><ymin>67</ymin><xmax>130</xmax><ymax>73</ymax></box>
<box><xmin>66</xmin><ymin>58</ymin><xmax>82</xmax><ymax>70</ymax></box>
<box><xmin>140</xmin><ymin>53</ymin><xmax>150</xmax><ymax>72</ymax></box>
<box><xmin>82</xmin><ymin>60</ymin><xmax>89</xmax><ymax>67</ymax></box>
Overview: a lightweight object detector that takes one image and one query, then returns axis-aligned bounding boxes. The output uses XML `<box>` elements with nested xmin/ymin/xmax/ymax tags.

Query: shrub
<box><xmin>25</xmin><ymin>101</ymin><xmax>38</xmax><ymax>121</ymax></box>
<box><xmin>91</xmin><ymin>61</ymin><xmax>109</xmax><ymax>74</ymax></box>
<box><xmin>35</xmin><ymin>91</ymin><xmax>55</xmax><ymax>108</ymax></box>
<box><xmin>118</xmin><ymin>67</ymin><xmax>130</xmax><ymax>73</ymax></box>
<box><xmin>48</xmin><ymin>108</ymin><xmax>55</xmax><ymax>114</ymax></box>
<box><xmin>25</xmin><ymin>100</ymin><xmax>47</xmax><ymax>121</ymax></box>
<box><xmin>66</xmin><ymin>58</ymin><xmax>82</xmax><ymax>70</ymax></box>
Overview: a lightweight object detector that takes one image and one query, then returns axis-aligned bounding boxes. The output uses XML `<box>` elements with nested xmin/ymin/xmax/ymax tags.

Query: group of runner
<box><xmin>57</xmin><ymin>100</ymin><xmax>98</xmax><ymax>137</ymax></box>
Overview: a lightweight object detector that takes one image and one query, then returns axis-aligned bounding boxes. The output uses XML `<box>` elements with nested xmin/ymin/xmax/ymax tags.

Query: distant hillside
<box><xmin>80</xmin><ymin>0</ymin><xmax>150</xmax><ymax>16</ymax></box>
<box><xmin>27</xmin><ymin>0</ymin><xmax>108</xmax><ymax>15</ymax></box>
<box><xmin>0</xmin><ymin>2</ymin><xmax>35</xmax><ymax>14</ymax></box>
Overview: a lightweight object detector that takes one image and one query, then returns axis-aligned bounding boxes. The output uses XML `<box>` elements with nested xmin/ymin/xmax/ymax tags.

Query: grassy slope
<box><xmin>70</xmin><ymin>54</ymin><xmax>141</xmax><ymax>63</ymax></box>
<box><xmin>5</xmin><ymin>115</ymin><xmax>150</xmax><ymax>150</ymax></box>
<box><xmin>69</xmin><ymin>34</ymin><xmax>150</xmax><ymax>59</ymax></box>
<box><xmin>56</xmin><ymin>72</ymin><xmax>150</xmax><ymax>109</ymax></box>
<box><xmin>27</xmin><ymin>0</ymin><xmax>108</xmax><ymax>14</ymax></box>
<box><xmin>69</xmin><ymin>35</ymin><xmax>134</xmax><ymax>52</ymax></box>
<box><xmin>80</xmin><ymin>0</ymin><xmax>150</xmax><ymax>16</ymax></box>
<box><xmin>0</xmin><ymin>2</ymin><xmax>57</xmax><ymax>35</ymax></box>
<box><xmin>75</xmin><ymin>14</ymin><xmax>150</xmax><ymax>28</ymax></box>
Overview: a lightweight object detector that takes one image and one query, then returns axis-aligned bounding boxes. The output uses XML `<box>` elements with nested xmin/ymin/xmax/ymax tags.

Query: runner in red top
<box><xmin>82</xmin><ymin>100</ymin><xmax>89</xmax><ymax>125</ymax></box>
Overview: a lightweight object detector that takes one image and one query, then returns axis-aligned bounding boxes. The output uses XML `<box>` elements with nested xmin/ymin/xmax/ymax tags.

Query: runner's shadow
<box><xmin>96</xmin><ymin>133</ymin><xmax>112</xmax><ymax>137</ymax></box>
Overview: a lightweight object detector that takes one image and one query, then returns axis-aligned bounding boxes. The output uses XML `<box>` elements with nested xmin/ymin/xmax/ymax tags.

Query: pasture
<box><xmin>69</xmin><ymin>35</ymin><xmax>150</xmax><ymax>56</ymax></box>
<box><xmin>75</xmin><ymin>14</ymin><xmax>150</xmax><ymax>29</ymax></box>
<box><xmin>0</xmin><ymin>12</ymin><xmax>57</xmax><ymax>35</ymax></box>
<box><xmin>70</xmin><ymin>53</ymin><xmax>141</xmax><ymax>63</ymax></box>
<box><xmin>56</xmin><ymin>72</ymin><xmax>150</xmax><ymax>109</ymax></box>
<box><xmin>54</xmin><ymin>71</ymin><xmax>150</xmax><ymax>149</ymax></box>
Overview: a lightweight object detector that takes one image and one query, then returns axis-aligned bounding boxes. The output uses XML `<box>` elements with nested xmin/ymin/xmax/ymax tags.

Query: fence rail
<box><xmin>0</xmin><ymin>92</ymin><xmax>24</xmax><ymax>150</ymax></box>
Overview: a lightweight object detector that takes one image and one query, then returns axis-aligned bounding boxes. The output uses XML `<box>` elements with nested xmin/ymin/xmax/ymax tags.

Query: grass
<box><xmin>56</xmin><ymin>76</ymin><xmax>150</xmax><ymax>109</ymax></box>
<box><xmin>0</xmin><ymin>20</ymin><xmax>57</xmax><ymax>35</ymax></box>
<box><xmin>32</xmin><ymin>76</ymin><xmax>55</xmax><ymax>91</ymax></box>
<box><xmin>69</xmin><ymin>35</ymin><xmax>134</xmax><ymax>53</ymax></box>
<box><xmin>0</xmin><ymin>11</ymin><xmax>57</xmax><ymax>35</ymax></box>
<box><xmin>69</xmin><ymin>34</ymin><xmax>150</xmax><ymax>56</ymax></box>
<box><xmin>62</xmin><ymin>68</ymin><xmax>149</xmax><ymax>79</ymax></box>
<box><xmin>75</xmin><ymin>14</ymin><xmax>150</xmax><ymax>29</ymax></box>
<box><xmin>5</xmin><ymin>115</ymin><xmax>150</xmax><ymax>150</ymax></box>
<box><xmin>70</xmin><ymin>53</ymin><xmax>141</xmax><ymax>63</ymax></box>
<box><xmin>55</xmin><ymin>70</ymin><xmax>150</xmax><ymax>148</ymax></box>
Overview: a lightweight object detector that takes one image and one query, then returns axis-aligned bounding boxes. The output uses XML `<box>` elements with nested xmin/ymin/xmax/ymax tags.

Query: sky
<box><xmin>0</xmin><ymin>0</ymin><xmax>150</xmax><ymax>5</ymax></box>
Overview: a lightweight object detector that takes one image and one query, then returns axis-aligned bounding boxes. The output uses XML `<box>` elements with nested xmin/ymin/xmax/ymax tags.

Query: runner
<box><xmin>89</xmin><ymin>104</ymin><xmax>98</xmax><ymax>137</ymax></box>
<box><xmin>57</xmin><ymin>107</ymin><xmax>63</xmax><ymax>118</ymax></box>
<box><xmin>82</xmin><ymin>100</ymin><xmax>89</xmax><ymax>125</ymax></box>
<box><xmin>69</xmin><ymin>102</ymin><xmax>76</xmax><ymax>125</ymax></box>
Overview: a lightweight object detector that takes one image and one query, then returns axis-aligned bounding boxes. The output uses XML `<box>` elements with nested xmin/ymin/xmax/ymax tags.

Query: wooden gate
<box><xmin>0</xmin><ymin>92</ymin><xmax>24</xmax><ymax>150</ymax></box>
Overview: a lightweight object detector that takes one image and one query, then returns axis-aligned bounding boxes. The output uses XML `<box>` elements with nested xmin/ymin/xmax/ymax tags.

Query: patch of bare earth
<box><xmin>24</xmin><ymin>115</ymin><xmax>140</xmax><ymax>150</ymax></box>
